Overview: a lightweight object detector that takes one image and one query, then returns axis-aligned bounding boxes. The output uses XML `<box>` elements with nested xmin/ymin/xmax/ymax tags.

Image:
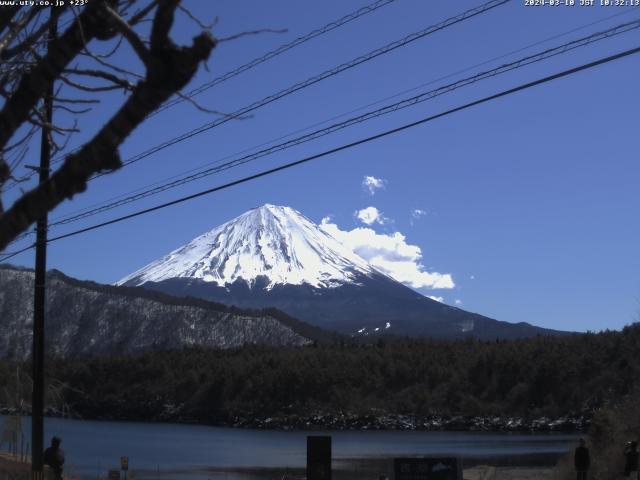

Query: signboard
<box><xmin>307</xmin><ymin>436</ymin><xmax>331</xmax><ymax>480</ymax></box>
<box><xmin>108</xmin><ymin>470</ymin><xmax>120</xmax><ymax>480</ymax></box>
<box><xmin>394</xmin><ymin>458</ymin><xmax>461</xmax><ymax>480</ymax></box>
<box><xmin>121</xmin><ymin>457</ymin><xmax>129</xmax><ymax>471</ymax></box>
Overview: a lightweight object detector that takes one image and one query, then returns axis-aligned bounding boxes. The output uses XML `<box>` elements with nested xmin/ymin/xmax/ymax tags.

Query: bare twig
<box><xmin>174</xmin><ymin>90</ymin><xmax>253</xmax><ymax>119</ymax></box>
<box><xmin>49</xmin><ymin>120</ymin><xmax>77</xmax><ymax>155</ymax></box>
<box><xmin>217</xmin><ymin>28</ymin><xmax>287</xmax><ymax>43</ymax></box>
<box><xmin>104</xmin><ymin>5</ymin><xmax>151</xmax><ymax>67</ymax></box>
<box><xmin>71</xmin><ymin>1</ymin><xmax>141</xmax><ymax>79</ymax></box>
<box><xmin>178</xmin><ymin>4</ymin><xmax>217</xmax><ymax>31</ymax></box>
<box><xmin>79</xmin><ymin>47</ymin><xmax>145</xmax><ymax>79</ymax></box>
<box><xmin>1</xmin><ymin>18</ymin><xmax>49</xmax><ymax>61</ymax></box>
<box><xmin>28</xmin><ymin>116</ymin><xmax>80</xmax><ymax>134</ymax></box>
<box><xmin>64</xmin><ymin>67</ymin><xmax>134</xmax><ymax>90</ymax></box>
<box><xmin>0</xmin><ymin>7</ymin><xmax>42</xmax><ymax>57</ymax></box>
<box><xmin>128</xmin><ymin>0</ymin><xmax>159</xmax><ymax>26</ymax></box>
<box><xmin>7</xmin><ymin>141</ymin><xmax>31</xmax><ymax>172</ymax></box>
<box><xmin>84</xmin><ymin>33</ymin><xmax>124</xmax><ymax>59</ymax></box>
<box><xmin>53</xmin><ymin>104</ymin><xmax>92</xmax><ymax>115</ymax></box>
<box><xmin>0</xmin><ymin>6</ymin><xmax>21</xmax><ymax>35</ymax></box>
<box><xmin>59</xmin><ymin>74</ymin><xmax>129</xmax><ymax>92</ymax></box>
<box><xmin>3</xmin><ymin>123</ymin><xmax>38</xmax><ymax>154</ymax></box>
<box><xmin>0</xmin><ymin>0</ymin><xmax>116</xmax><ymax>153</ymax></box>
<box><xmin>0</xmin><ymin>0</ymin><xmax>216</xmax><ymax>249</ymax></box>
<box><xmin>54</xmin><ymin>97</ymin><xmax>100</xmax><ymax>104</ymax></box>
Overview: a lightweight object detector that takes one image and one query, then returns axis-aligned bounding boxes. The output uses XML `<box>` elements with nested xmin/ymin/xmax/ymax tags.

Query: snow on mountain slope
<box><xmin>118</xmin><ymin>204</ymin><xmax>379</xmax><ymax>289</ymax></box>
<box><xmin>116</xmin><ymin>205</ymin><xmax>570</xmax><ymax>340</ymax></box>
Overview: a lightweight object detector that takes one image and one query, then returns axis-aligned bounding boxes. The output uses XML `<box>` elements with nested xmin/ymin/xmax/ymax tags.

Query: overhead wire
<box><xmin>42</xmin><ymin>6</ymin><xmax>639</xmax><ymax>226</ymax></box>
<box><xmin>0</xmin><ymin>42</ymin><xmax>632</xmax><ymax>259</ymax></box>
<box><xmin>0</xmin><ymin>4</ymin><xmax>637</xmax><ymax>255</ymax></box>
<box><xmin>96</xmin><ymin>0</ymin><xmax>509</xmax><ymax>178</ymax></box>
<box><xmin>0</xmin><ymin>244</ymin><xmax>35</xmax><ymax>262</ymax></box>
<box><xmin>151</xmin><ymin>0</ymin><xmax>398</xmax><ymax>116</ymax></box>
<box><xmin>6</xmin><ymin>0</ymin><xmax>509</xmax><ymax>192</ymax></box>
<box><xmin>42</xmin><ymin>18</ymin><xmax>640</xmax><ymax>228</ymax></box>
<box><xmin>3</xmin><ymin>0</ymin><xmax>399</xmax><ymax>189</ymax></box>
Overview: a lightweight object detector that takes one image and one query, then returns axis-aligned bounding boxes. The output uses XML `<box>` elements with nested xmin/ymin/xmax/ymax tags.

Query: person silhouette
<box><xmin>574</xmin><ymin>438</ymin><xmax>590</xmax><ymax>480</ymax></box>
<box><xmin>43</xmin><ymin>436</ymin><xmax>65</xmax><ymax>480</ymax></box>
<box><xmin>625</xmin><ymin>441</ymin><xmax>639</xmax><ymax>480</ymax></box>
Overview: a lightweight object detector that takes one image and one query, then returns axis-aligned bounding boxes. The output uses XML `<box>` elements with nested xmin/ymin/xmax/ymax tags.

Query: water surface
<box><xmin>0</xmin><ymin>416</ymin><xmax>579</xmax><ymax>480</ymax></box>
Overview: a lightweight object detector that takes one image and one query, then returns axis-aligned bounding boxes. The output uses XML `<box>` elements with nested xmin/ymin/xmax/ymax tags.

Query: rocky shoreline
<box><xmin>225</xmin><ymin>412</ymin><xmax>588</xmax><ymax>432</ymax></box>
<box><xmin>0</xmin><ymin>406</ymin><xmax>588</xmax><ymax>432</ymax></box>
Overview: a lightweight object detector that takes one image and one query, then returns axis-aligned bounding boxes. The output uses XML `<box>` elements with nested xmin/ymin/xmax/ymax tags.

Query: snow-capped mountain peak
<box><xmin>117</xmin><ymin>204</ymin><xmax>377</xmax><ymax>289</ymax></box>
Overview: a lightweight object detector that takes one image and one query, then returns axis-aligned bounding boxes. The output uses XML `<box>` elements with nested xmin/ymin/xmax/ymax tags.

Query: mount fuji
<box><xmin>118</xmin><ymin>204</ymin><xmax>566</xmax><ymax>339</ymax></box>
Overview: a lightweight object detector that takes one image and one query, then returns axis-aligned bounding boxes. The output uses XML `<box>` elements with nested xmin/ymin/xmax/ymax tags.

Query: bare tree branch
<box><xmin>104</xmin><ymin>5</ymin><xmax>151</xmax><ymax>67</ymax></box>
<box><xmin>0</xmin><ymin>1</ymin><xmax>118</xmax><ymax>154</ymax></box>
<box><xmin>0</xmin><ymin>7</ymin><xmax>42</xmax><ymax>56</ymax></box>
<box><xmin>0</xmin><ymin>6</ymin><xmax>21</xmax><ymax>36</ymax></box>
<box><xmin>64</xmin><ymin>68</ymin><xmax>135</xmax><ymax>90</ymax></box>
<box><xmin>54</xmin><ymin>97</ymin><xmax>100</xmax><ymax>104</ymax></box>
<box><xmin>53</xmin><ymin>104</ymin><xmax>92</xmax><ymax>115</ymax></box>
<box><xmin>78</xmin><ymin>39</ymin><xmax>144</xmax><ymax>79</ymax></box>
<box><xmin>128</xmin><ymin>0</ymin><xmax>159</xmax><ymax>25</ymax></box>
<box><xmin>174</xmin><ymin>90</ymin><xmax>248</xmax><ymax>117</ymax></box>
<box><xmin>0</xmin><ymin>16</ymin><xmax>49</xmax><ymax>61</ymax></box>
<box><xmin>217</xmin><ymin>28</ymin><xmax>287</xmax><ymax>43</ymax></box>
<box><xmin>8</xmin><ymin>143</ymin><xmax>31</xmax><ymax>173</ymax></box>
<box><xmin>0</xmin><ymin>0</ymin><xmax>216</xmax><ymax>249</ymax></box>
<box><xmin>28</xmin><ymin>117</ymin><xmax>80</xmax><ymax>134</ymax></box>
<box><xmin>81</xmin><ymin>33</ymin><xmax>124</xmax><ymax>60</ymax></box>
<box><xmin>178</xmin><ymin>4</ymin><xmax>217</xmax><ymax>31</ymax></box>
<box><xmin>59</xmin><ymin>74</ymin><xmax>130</xmax><ymax>92</ymax></box>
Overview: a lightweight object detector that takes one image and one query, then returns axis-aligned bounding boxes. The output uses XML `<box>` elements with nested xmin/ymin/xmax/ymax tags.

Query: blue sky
<box><xmin>3</xmin><ymin>0</ymin><xmax>639</xmax><ymax>332</ymax></box>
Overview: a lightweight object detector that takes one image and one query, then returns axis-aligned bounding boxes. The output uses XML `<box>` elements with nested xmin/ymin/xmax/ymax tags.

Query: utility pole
<box><xmin>32</xmin><ymin>8</ymin><xmax>56</xmax><ymax>480</ymax></box>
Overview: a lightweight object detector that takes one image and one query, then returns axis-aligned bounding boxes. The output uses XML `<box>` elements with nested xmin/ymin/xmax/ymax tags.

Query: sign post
<box><xmin>121</xmin><ymin>456</ymin><xmax>129</xmax><ymax>480</ymax></box>
<box><xmin>307</xmin><ymin>436</ymin><xmax>331</xmax><ymax>480</ymax></box>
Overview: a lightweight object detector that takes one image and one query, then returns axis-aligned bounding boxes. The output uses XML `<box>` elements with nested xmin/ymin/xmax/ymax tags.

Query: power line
<box><xmin>334</xmin><ymin>6</ymin><xmax>639</xmax><ymax>124</ymax></box>
<box><xmin>0</xmin><ymin>244</ymin><xmax>35</xmax><ymax>262</ymax></box>
<box><xmin>43</xmin><ymin>7</ymin><xmax>639</xmax><ymax>227</ymax></box>
<box><xmin>44</xmin><ymin>19</ymin><xmax>640</xmax><ymax>228</ymax></box>
<box><xmin>92</xmin><ymin>0</ymin><xmax>510</xmax><ymax>178</ymax></box>
<box><xmin>151</xmin><ymin>0</ymin><xmax>398</xmax><ymax>116</ymax></box>
<box><xmin>3</xmin><ymin>0</ymin><xmax>398</xmax><ymax>189</ymax></box>
<box><xmin>40</xmin><ymin>5</ymin><xmax>640</xmax><ymax>201</ymax></box>
<box><xmin>16</xmin><ymin>44</ymin><xmax>633</xmax><ymax>250</ymax></box>
<box><xmin>12</xmin><ymin>0</ymin><xmax>510</xmax><ymax>190</ymax></box>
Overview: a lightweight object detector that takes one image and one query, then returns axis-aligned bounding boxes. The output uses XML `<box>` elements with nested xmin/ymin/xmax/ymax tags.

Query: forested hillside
<box><xmin>0</xmin><ymin>266</ymin><xmax>341</xmax><ymax>359</ymax></box>
<box><xmin>2</xmin><ymin>324</ymin><xmax>638</xmax><ymax>428</ymax></box>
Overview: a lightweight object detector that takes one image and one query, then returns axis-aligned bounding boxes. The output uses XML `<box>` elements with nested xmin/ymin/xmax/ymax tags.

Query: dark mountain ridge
<box><xmin>144</xmin><ymin>272</ymin><xmax>568</xmax><ymax>340</ymax></box>
<box><xmin>0</xmin><ymin>265</ymin><xmax>338</xmax><ymax>359</ymax></box>
<box><xmin>118</xmin><ymin>204</ymin><xmax>570</xmax><ymax>340</ymax></box>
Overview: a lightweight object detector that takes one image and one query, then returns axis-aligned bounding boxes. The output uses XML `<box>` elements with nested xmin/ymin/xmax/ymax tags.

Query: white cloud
<box><xmin>469</xmin><ymin>275</ymin><xmax>475</xmax><ymax>280</ymax></box>
<box><xmin>455</xmin><ymin>299</ymin><xmax>462</xmax><ymax>305</ymax></box>
<box><xmin>320</xmin><ymin>219</ymin><xmax>455</xmax><ymax>290</ymax></box>
<box><xmin>362</xmin><ymin>176</ymin><xmax>386</xmax><ymax>195</ymax></box>
<box><xmin>410</xmin><ymin>208</ymin><xmax>427</xmax><ymax>226</ymax></box>
<box><xmin>428</xmin><ymin>296</ymin><xmax>444</xmax><ymax>303</ymax></box>
<box><xmin>355</xmin><ymin>206</ymin><xmax>386</xmax><ymax>226</ymax></box>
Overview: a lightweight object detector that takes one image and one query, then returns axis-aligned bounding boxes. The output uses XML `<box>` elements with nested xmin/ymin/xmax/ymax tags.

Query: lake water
<box><xmin>0</xmin><ymin>416</ymin><xmax>579</xmax><ymax>480</ymax></box>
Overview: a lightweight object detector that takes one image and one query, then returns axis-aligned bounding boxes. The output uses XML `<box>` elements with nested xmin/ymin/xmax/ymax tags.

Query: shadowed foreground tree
<box><xmin>0</xmin><ymin>0</ymin><xmax>217</xmax><ymax>250</ymax></box>
<box><xmin>556</xmin><ymin>388</ymin><xmax>640</xmax><ymax>480</ymax></box>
